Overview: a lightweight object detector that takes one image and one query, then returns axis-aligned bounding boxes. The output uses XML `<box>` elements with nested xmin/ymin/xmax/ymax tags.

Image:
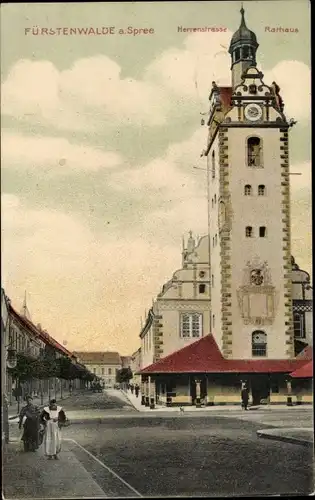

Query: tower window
<box><xmin>246</xmin><ymin>226</ymin><xmax>253</xmax><ymax>237</ymax></box>
<box><xmin>242</xmin><ymin>46</ymin><xmax>249</xmax><ymax>59</ymax></box>
<box><xmin>214</xmin><ymin>194</ymin><xmax>217</xmax><ymax>204</ymax></box>
<box><xmin>212</xmin><ymin>151</ymin><xmax>215</xmax><ymax>179</ymax></box>
<box><xmin>247</xmin><ymin>137</ymin><xmax>262</xmax><ymax>167</ymax></box>
<box><xmin>259</xmin><ymin>226</ymin><xmax>266</xmax><ymax>237</ymax></box>
<box><xmin>212</xmin><ymin>274</ymin><xmax>214</xmax><ymax>287</ymax></box>
<box><xmin>212</xmin><ymin>314</ymin><xmax>215</xmax><ymax>328</ymax></box>
<box><xmin>235</xmin><ymin>48</ymin><xmax>241</xmax><ymax>62</ymax></box>
<box><xmin>199</xmin><ymin>284</ymin><xmax>206</xmax><ymax>294</ymax></box>
<box><xmin>258</xmin><ymin>185</ymin><xmax>266</xmax><ymax>196</ymax></box>
<box><xmin>249</xmin><ymin>84</ymin><xmax>257</xmax><ymax>94</ymax></box>
<box><xmin>215</xmin><ymin>234</ymin><xmax>217</xmax><ymax>246</ymax></box>
<box><xmin>252</xmin><ymin>331</ymin><xmax>267</xmax><ymax>357</ymax></box>
<box><xmin>244</xmin><ymin>184</ymin><xmax>252</xmax><ymax>196</ymax></box>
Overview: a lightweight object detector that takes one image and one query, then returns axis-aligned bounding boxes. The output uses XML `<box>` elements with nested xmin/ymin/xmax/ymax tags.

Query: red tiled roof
<box><xmin>219</xmin><ymin>86</ymin><xmax>233</xmax><ymax>113</ymax></box>
<box><xmin>140</xmin><ymin>334</ymin><xmax>307</xmax><ymax>374</ymax></box>
<box><xmin>73</xmin><ymin>351</ymin><xmax>121</xmax><ymax>364</ymax></box>
<box><xmin>290</xmin><ymin>361</ymin><xmax>313</xmax><ymax>379</ymax></box>
<box><xmin>296</xmin><ymin>345</ymin><xmax>313</xmax><ymax>360</ymax></box>
<box><xmin>9</xmin><ymin>304</ymin><xmax>75</xmax><ymax>359</ymax></box>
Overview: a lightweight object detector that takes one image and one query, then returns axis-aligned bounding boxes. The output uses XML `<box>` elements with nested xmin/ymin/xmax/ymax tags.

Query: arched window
<box><xmin>212</xmin><ymin>198</ymin><xmax>214</xmax><ymax>208</ymax></box>
<box><xmin>212</xmin><ymin>151</ymin><xmax>215</xmax><ymax>179</ymax></box>
<box><xmin>252</xmin><ymin>331</ymin><xmax>267</xmax><ymax>357</ymax></box>
<box><xmin>212</xmin><ymin>314</ymin><xmax>215</xmax><ymax>328</ymax></box>
<box><xmin>214</xmin><ymin>194</ymin><xmax>217</xmax><ymax>204</ymax></box>
<box><xmin>247</xmin><ymin>137</ymin><xmax>262</xmax><ymax>167</ymax></box>
<box><xmin>212</xmin><ymin>274</ymin><xmax>214</xmax><ymax>287</ymax></box>
<box><xmin>244</xmin><ymin>184</ymin><xmax>252</xmax><ymax>196</ymax></box>
<box><xmin>245</xmin><ymin>226</ymin><xmax>253</xmax><ymax>237</ymax></box>
<box><xmin>235</xmin><ymin>48</ymin><xmax>241</xmax><ymax>62</ymax></box>
<box><xmin>242</xmin><ymin>46</ymin><xmax>249</xmax><ymax>59</ymax></box>
<box><xmin>215</xmin><ymin>234</ymin><xmax>217</xmax><ymax>246</ymax></box>
<box><xmin>259</xmin><ymin>226</ymin><xmax>266</xmax><ymax>237</ymax></box>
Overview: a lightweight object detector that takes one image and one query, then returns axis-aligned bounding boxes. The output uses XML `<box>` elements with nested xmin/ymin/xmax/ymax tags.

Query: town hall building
<box><xmin>138</xmin><ymin>7</ymin><xmax>312</xmax><ymax>408</ymax></box>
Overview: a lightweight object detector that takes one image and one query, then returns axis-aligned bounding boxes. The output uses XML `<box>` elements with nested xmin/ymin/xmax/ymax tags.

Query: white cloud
<box><xmin>145</xmin><ymin>31</ymin><xmax>232</xmax><ymax>98</ymax></box>
<box><xmin>1</xmin><ymin>193</ymin><xmax>180</xmax><ymax>353</ymax></box>
<box><xmin>1</xmin><ymin>131</ymin><xmax>123</xmax><ymax>173</ymax></box>
<box><xmin>2</xmin><ymin>56</ymin><xmax>168</xmax><ymax>130</ymax></box>
<box><xmin>1</xmin><ymin>35</ymin><xmax>311</xmax><ymax>132</ymax></box>
<box><xmin>263</xmin><ymin>61</ymin><xmax>311</xmax><ymax>121</ymax></box>
<box><xmin>109</xmin><ymin>127</ymin><xmax>207</xmax><ymax>199</ymax></box>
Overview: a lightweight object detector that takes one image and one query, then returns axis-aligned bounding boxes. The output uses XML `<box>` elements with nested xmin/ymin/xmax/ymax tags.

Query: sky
<box><xmin>1</xmin><ymin>0</ymin><xmax>311</xmax><ymax>355</ymax></box>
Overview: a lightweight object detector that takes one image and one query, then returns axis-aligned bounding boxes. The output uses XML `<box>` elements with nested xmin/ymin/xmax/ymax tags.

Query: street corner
<box><xmin>257</xmin><ymin>428</ymin><xmax>314</xmax><ymax>447</ymax></box>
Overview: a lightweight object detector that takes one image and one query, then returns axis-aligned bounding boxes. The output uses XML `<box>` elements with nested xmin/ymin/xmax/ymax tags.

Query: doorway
<box><xmin>250</xmin><ymin>375</ymin><xmax>270</xmax><ymax>406</ymax></box>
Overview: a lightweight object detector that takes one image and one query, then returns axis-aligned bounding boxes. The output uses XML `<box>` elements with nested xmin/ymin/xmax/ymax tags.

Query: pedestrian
<box><xmin>130</xmin><ymin>384</ymin><xmax>134</xmax><ymax>394</ymax></box>
<box><xmin>135</xmin><ymin>384</ymin><xmax>140</xmax><ymax>398</ymax></box>
<box><xmin>241</xmin><ymin>383</ymin><xmax>249</xmax><ymax>411</ymax></box>
<box><xmin>18</xmin><ymin>395</ymin><xmax>40</xmax><ymax>452</ymax></box>
<box><xmin>40</xmin><ymin>398</ymin><xmax>67</xmax><ymax>460</ymax></box>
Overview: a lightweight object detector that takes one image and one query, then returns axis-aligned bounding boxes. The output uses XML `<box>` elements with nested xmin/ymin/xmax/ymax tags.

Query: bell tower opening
<box><xmin>228</xmin><ymin>7</ymin><xmax>259</xmax><ymax>88</ymax></box>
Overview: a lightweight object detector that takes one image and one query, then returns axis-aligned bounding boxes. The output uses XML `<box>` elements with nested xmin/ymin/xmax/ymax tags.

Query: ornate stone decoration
<box><xmin>237</xmin><ymin>257</ymin><xmax>278</xmax><ymax>325</ymax></box>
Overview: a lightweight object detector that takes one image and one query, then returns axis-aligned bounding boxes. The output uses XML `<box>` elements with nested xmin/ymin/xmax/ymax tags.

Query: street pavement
<box><xmin>4</xmin><ymin>389</ymin><xmax>314</xmax><ymax>498</ymax></box>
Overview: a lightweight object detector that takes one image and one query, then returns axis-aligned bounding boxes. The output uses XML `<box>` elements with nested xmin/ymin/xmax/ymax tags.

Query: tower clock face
<box><xmin>244</xmin><ymin>103</ymin><xmax>263</xmax><ymax>121</ymax></box>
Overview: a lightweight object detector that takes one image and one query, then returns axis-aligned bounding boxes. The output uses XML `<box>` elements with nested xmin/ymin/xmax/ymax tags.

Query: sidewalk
<box><xmin>120</xmin><ymin>389</ymin><xmax>312</xmax><ymax>413</ymax></box>
<box><xmin>257</xmin><ymin>428</ymin><xmax>314</xmax><ymax>447</ymax></box>
<box><xmin>2</xmin><ymin>440</ymin><xmax>106</xmax><ymax>499</ymax></box>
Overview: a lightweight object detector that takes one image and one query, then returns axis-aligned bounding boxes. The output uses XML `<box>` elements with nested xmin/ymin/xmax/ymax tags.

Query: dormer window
<box><xmin>249</xmin><ymin>84</ymin><xmax>257</xmax><ymax>94</ymax></box>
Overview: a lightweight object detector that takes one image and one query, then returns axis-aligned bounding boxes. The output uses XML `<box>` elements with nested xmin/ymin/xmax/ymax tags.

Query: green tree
<box><xmin>116</xmin><ymin>367</ymin><xmax>133</xmax><ymax>383</ymax></box>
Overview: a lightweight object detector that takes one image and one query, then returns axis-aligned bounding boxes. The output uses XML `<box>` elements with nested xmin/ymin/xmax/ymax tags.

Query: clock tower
<box><xmin>204</xmin><ymin>7</ymin><xmax>295</xmax><ymax>360</ymax></box>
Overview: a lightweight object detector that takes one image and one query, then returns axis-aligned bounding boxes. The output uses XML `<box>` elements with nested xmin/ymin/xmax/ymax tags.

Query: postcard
<box><xmin>1</xmin><ymin>0</ymin><xmax>313</xmax><ymax>498</ymax></box>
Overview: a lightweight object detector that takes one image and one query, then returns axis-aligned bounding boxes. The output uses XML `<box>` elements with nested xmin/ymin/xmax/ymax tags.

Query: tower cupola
<box><xmin>228</xmin><ymin>7</ymin><xmax>259</xmax><ymax>88</ymax></box>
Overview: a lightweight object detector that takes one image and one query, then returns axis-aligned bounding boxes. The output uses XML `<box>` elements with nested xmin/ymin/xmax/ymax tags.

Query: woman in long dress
<box><xmin>19</xmin><ymin>395</ymin><xmax>40</xmax><ymax>452</ymax></box>
<box><xmin>40</xmin><ymin>399</ymin><xmax>66</xmax><ymax>460</ymax></box>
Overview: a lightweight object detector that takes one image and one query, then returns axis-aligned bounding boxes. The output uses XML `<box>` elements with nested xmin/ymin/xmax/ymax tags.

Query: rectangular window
<box><xmin>180</xmin><ymin>313</ymin><xmax>203</xmax><ymax>338</ymax></box>
<box><xmin>108</xmin><ymin>368</ymin><xmax>112</xmax><ymax>375</ymax></box>
<box><xmin>93</xmin><ymin>368</ymin><xmax>96</xmax><ymax>374</ymax></box>
<box><xmin>199</xmin><ymin>284</ymin><xmax>206</xmax><ymax>294</ymax></box>
<box><xmin>101</xmin><ymin>368</ymin><xmax>104</xmax><ymax>375</ymax></box>
<box><xmin>293</xmin><ymin>314</ymin><xmax>305</xmax><ymax>338</ymax></box>
<box><xmin>259</xmin><ymin>226</ymin><xmax>266</xmax><ymax>237</ymax></box>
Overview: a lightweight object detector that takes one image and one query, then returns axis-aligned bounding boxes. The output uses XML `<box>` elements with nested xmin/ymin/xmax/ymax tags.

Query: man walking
<box><xmin>241</xmin><ymin>382</ymin><xmax>249</xmax><ymax>410</ymax></box>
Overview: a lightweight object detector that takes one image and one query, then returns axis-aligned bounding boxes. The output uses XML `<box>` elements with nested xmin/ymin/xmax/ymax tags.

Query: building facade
<box><xmin>138</xmin><ymin>8</ymin><xmax>312</xmax><ymax>408</ymax></box>
<box><xmin>74</xmin><ymin>351</ymin><xmax>121</xmax><ymax>387</ymax></box>
<box><xmin>140</xmin><ymin>232</ymin><xmax>211</xmax><ymax>370</ymax></box>
<box><xmin>204</xmin><ymin>7</ymin><xmax>296</xmax><ymax>360</ymax></box>
<box><xmin>130</xmin><ymin>348</ymin><xmax>141</xmax><ymax>385</ymax></box>
<box><xmin>291</xmin><ymin>257</ymin><xmax>313</xmax><ymax>354</ymax></box>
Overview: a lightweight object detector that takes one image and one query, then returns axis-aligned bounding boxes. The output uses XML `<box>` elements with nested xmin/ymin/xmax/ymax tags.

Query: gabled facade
<box><xmin>140</xmin><ymin>232</ymin><xmax>211</xmax><ymax>370</ymax></box>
